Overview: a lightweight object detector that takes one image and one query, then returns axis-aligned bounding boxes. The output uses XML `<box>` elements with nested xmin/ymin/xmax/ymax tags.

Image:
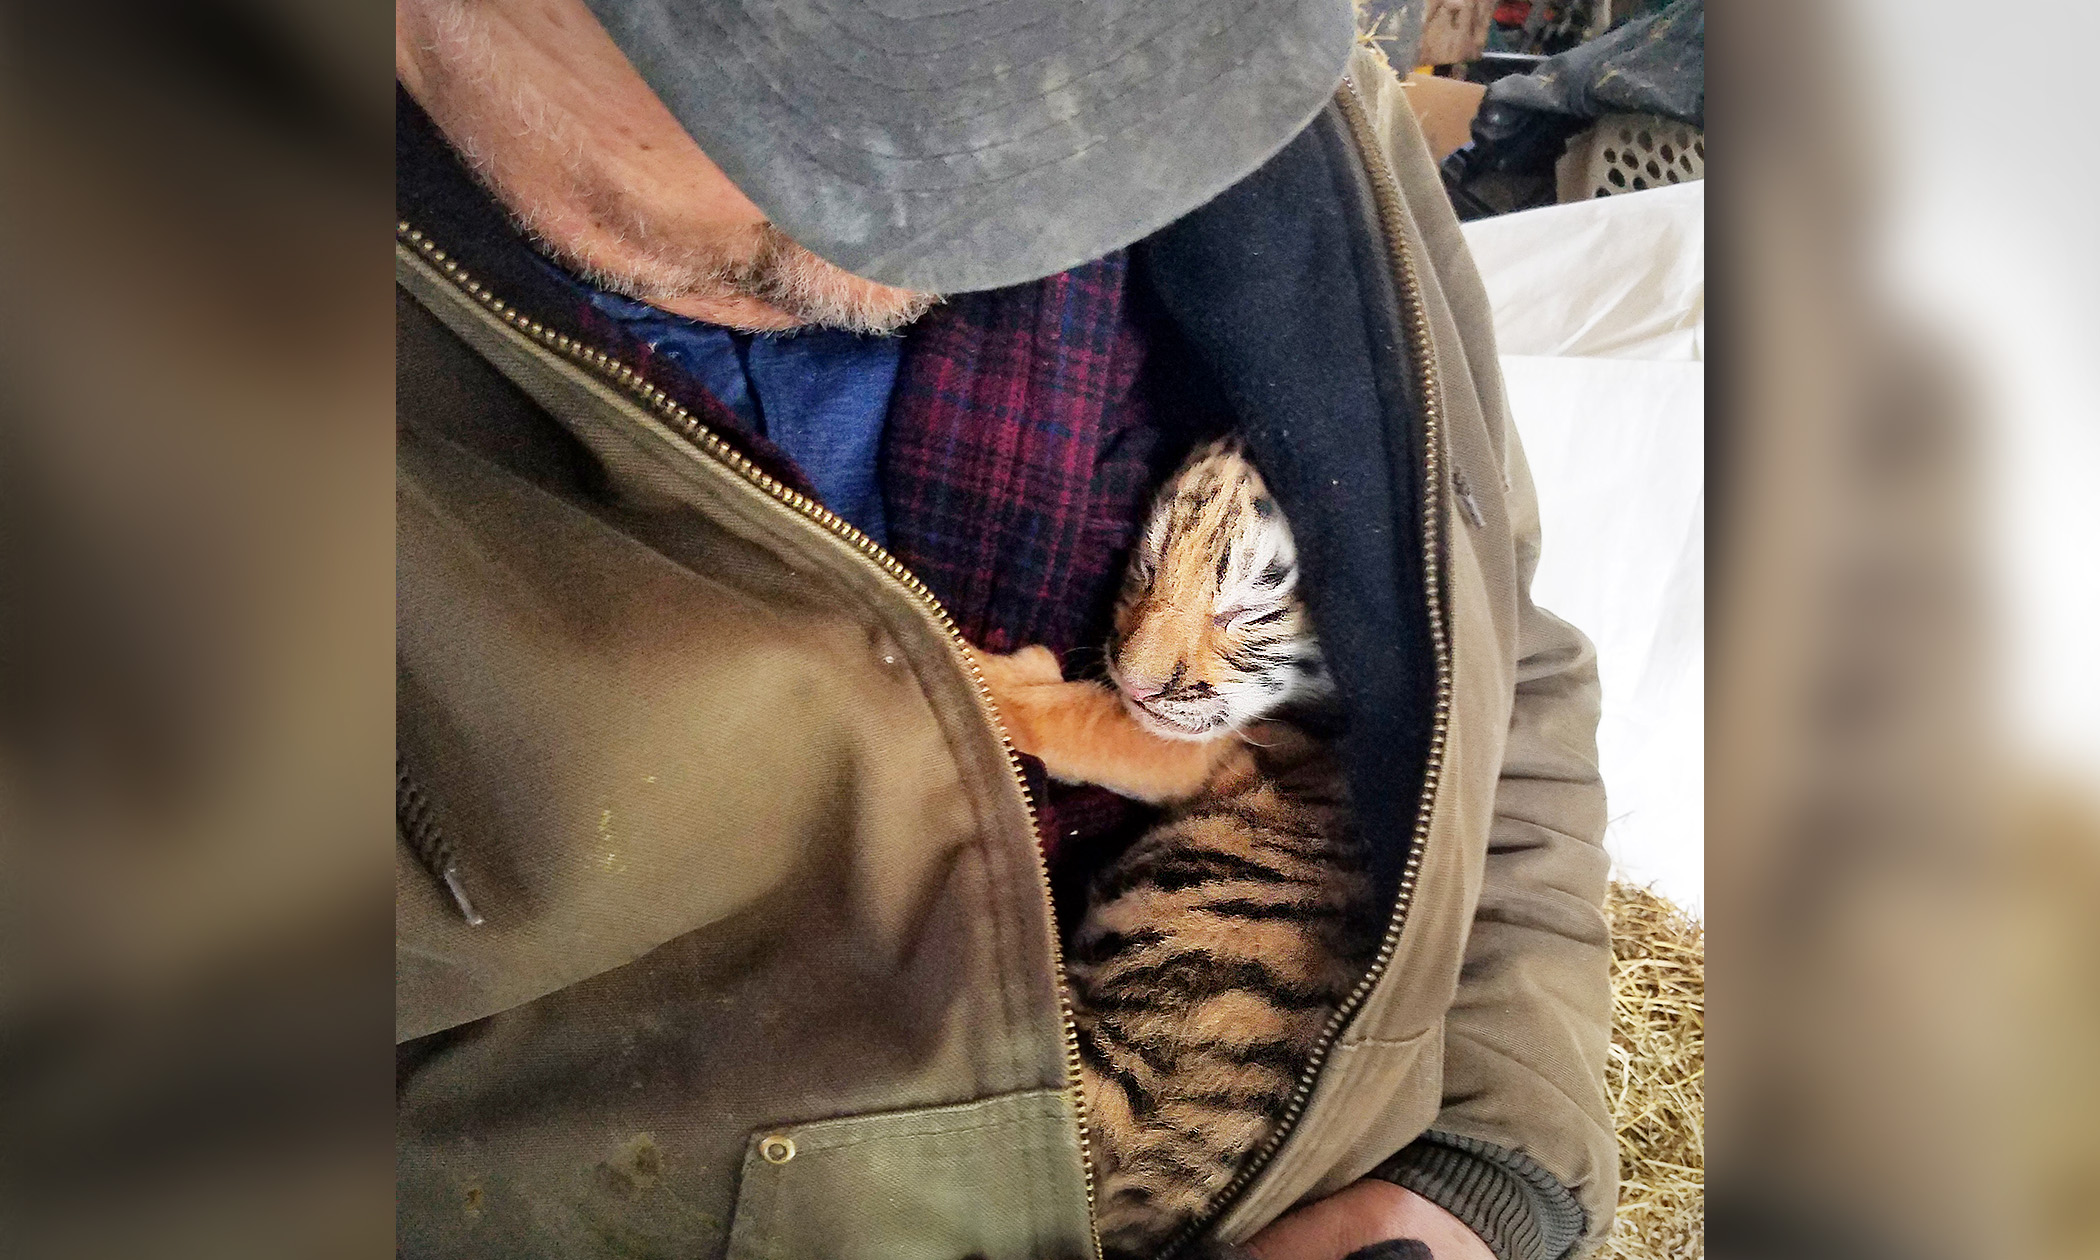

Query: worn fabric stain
<box><xmin>597</xmin><ymin>1132</ymin><xmax>662</xmax><ymax>1198</ymax></box>
<box><xmin>594</xmin><ymin>807</ymin><xmax>626</xmax><ymax>872</ymax></box>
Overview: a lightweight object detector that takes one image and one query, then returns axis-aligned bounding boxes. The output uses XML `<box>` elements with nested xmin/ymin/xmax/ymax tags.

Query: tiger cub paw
<box><xmin>972</xmin><ymin>644</ymin><xmax>1065</xmax><ymax>688</ymax></box>
<box><xmin>968</xmin><ymin>645</ymin><xmax>1068</xmax><ymax>755</ymax></box>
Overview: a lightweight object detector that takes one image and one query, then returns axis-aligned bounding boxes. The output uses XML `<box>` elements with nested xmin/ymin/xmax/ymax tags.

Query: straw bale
<box><xmin>1601</xmin><ymin>882</ymin><xmax>1704</xmax><ymax>1260</ymax></box>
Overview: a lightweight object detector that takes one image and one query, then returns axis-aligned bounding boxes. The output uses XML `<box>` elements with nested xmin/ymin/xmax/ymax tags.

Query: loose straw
<box><xmin>1602</xmin><ymin>882</ymin><xmax>1705</xmax><ymax>1260</ymax></box>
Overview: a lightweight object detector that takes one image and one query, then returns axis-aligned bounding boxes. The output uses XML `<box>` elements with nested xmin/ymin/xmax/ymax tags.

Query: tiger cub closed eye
<box><xmin>1110</xmin><ymin>437</ymin><xmax>1331</xmax><ymax>741</ymax></box>
<box><xmin>973</xmin><ymin>438</ymin><xmax>1376</xmax><ymax>1259</ymax></box>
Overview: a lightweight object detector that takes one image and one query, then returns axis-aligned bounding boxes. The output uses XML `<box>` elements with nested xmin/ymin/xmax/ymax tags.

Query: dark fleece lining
<box><xmin>1139</xmin><ymin>103</ymin><xmax>1438</xmax><ymax>899</ymax></box>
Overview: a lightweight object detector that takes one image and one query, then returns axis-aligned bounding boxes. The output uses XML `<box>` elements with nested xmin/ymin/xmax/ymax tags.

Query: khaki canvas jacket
<box><xmin>396</xmin><ymin>50</ymin><xmax>1614</xmax><ymax>1260</ymax></box>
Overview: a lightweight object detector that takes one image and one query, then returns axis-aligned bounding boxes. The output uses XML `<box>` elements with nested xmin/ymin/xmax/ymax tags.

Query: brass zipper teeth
<box><xmin>396</xmin><ymin>221</ymin><xmax>1103</xmax><ymax>1260</ymax></box>
<box><xmin>1157</xmin><ymin>79</ymin><xmax>1455</xmax><ymax>1258</ymax></box>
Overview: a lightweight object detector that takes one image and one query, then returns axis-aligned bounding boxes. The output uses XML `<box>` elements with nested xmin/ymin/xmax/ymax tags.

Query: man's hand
<box><xmin>1240</xmin><ymin>1179</ymin><xmax>1496</xmax><ymax>1260</ymax></box>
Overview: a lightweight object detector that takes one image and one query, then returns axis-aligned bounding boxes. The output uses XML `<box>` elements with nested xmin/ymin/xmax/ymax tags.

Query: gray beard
<box><xmin>528</xmin><ymin>219</ymin><xmax>939</xmax><ymax>337</ymax></box>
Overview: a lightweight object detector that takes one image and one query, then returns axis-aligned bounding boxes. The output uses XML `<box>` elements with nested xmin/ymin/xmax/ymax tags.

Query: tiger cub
<box><xmin>974</xmin><ymin>438</ymin><xmax>1378</xmax><ymax>1259</ymax></box>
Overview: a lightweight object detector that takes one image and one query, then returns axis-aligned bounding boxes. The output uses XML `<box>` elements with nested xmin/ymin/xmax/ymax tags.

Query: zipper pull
<box><xmin>398</xmin><ymin>755</ymin><xmax>485</xmax><ymax>927</ymax></box>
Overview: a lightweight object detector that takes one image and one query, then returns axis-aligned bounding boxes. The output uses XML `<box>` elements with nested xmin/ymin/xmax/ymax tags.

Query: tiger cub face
<box><xmin>1109</xmin><ymin>438</ymin><xmax>1329</xmax><ymax>742</ymax></box>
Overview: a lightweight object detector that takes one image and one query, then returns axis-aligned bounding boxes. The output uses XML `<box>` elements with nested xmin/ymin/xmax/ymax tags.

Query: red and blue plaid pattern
<box><xmin>885</xmin><ymin>257</ymin><xmax>1156</xmax><ymax>657</ymax></box>
<box><xmin>882</xmin><ymin>254</ymin><xmax>1184</xmax><ymax>862</ymax></box>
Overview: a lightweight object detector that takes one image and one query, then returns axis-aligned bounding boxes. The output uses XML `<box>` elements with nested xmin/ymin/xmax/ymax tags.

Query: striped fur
<box><xmin>1076</xmin><ymin>730</ymin><xmax>1372</xmax><ymax>1258</ymax></box>
<box><xmin>982</xmin><ymin>440</ymin><xmax>1375</xmax><ymax>1257</ymax></box>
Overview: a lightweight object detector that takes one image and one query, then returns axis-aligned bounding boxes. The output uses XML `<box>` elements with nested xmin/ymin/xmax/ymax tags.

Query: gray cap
<box><xmin>582</xmin><ymin>0</ymin><xmax>1358</xmax><ymax>294</ymax></box>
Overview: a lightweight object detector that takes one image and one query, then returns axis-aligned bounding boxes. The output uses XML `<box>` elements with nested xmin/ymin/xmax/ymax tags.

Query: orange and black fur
<box><xmin>976</xmin><ymin>439</ymin><xmax>1378</xmax><ymax>1258</ymax></box>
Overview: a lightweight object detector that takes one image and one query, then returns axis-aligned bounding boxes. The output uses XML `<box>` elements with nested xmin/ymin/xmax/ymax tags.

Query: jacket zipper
<box><xmin>1155</xmin><ymin>79</ymin><xmax>1456</xmax><ymax>1258</ymax></box>
<box><xmin>395</xmin><ymin>221</ymin><xmax>1104</xmax><ymax>1260</ymax></box>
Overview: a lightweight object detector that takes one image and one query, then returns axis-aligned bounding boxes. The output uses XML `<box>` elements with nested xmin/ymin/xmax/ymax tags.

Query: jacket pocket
<box><xmin>725</xmin><ymin>1089</ymin><xmax>1095</xmax><ymax>1260</ymax></box>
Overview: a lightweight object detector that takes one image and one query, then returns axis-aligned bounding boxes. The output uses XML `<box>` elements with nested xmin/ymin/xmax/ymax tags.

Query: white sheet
<box><xmin>1462</xmin><ymin>182</ymin><xmax>1705</xmax><ymax>913</ymax></box>
<box><xmin>1465</xmin><ymin>180</ymin><xmax>1705</xmax><ymax>363</ymax></box>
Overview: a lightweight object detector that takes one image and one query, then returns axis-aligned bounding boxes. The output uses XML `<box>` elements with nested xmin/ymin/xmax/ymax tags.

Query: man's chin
<box><xmin>770</xmin><ymin>293</ymin><xmax>940</xmax><ymax>337</ymax></box>
<box><xmin>750</xmin><ymin>274</ymin><xmax>940</xmax><ymax>336</ymax></box>
<box><xmin>737</xmin><ymin>230</ymin><xmax>941</xmax><ymax>335</ymax></box>
<box><xmin>627</xmin><ymin>284</ymin><xmax>934</xmax><ymax>336</ymax></box>
<box><xmin>550</xmin><ymin>230</ymin><xmax>938</xmax><ymax>335</ymax></box>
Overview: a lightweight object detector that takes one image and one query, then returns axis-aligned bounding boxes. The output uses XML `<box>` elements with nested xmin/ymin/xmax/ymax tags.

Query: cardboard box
<box><xmin>1417</xmin><ymin>0</ymin><xmax>1495</xmax><ymax>64</ymax></box>
<box><xmin>1399</xmin><ymin>72</ymin><xmax>1488</xmax><ymax>162</ymax></box>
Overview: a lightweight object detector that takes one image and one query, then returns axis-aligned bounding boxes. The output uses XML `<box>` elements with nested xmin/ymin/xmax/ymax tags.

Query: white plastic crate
<box><xmin>1557</xmin><ymin>112</ymin><xmax>1704</xmax><ymax>201</ymax></box>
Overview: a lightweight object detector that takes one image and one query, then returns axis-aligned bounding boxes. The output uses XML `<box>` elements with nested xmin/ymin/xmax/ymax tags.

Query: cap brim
<box><xmin>583</xmin><ymin>0</ymin><xmax>1358</xmax><ymax>293</ymax></box>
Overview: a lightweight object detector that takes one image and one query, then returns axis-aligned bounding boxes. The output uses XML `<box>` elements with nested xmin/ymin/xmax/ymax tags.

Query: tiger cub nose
<box><xmin>1125</xmin><ymin>662</ymin><xmax>1188</xmax><ymax>702</ymax></box>
<box><xmin>1124</xmin><ymin>676</ymin><xmax>1168</xmax><ymax>703</ymax></box>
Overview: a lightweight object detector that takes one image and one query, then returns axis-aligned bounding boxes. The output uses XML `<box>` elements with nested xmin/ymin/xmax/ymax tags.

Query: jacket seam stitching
<box><xmin>785</xmin><ymin>1113</ymin><xmax>1051</xmax><ymax>1155</ymax></box>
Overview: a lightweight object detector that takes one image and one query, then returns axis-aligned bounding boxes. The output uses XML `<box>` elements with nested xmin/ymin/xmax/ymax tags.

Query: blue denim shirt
<box><xmin>537</xmin><ymin>257</ymin><xmax>900</xmax><ymax>547</ymax></box>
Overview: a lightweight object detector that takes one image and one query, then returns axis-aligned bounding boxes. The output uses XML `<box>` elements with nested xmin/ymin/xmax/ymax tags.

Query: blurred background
<box><xmin>0</xmin><ymin>1</ymin><xmax>394</xmax><ymax>1254</ymax></box>
<box><xmin>1711</xmin><ymin>1</ymin><xmax>2100</xmax><ymax>1257</ymax></box>
<box><xmin>0</xmin><ymin>0</ymin><xmax>2093</xmax><ymax>1256</ymax></box>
